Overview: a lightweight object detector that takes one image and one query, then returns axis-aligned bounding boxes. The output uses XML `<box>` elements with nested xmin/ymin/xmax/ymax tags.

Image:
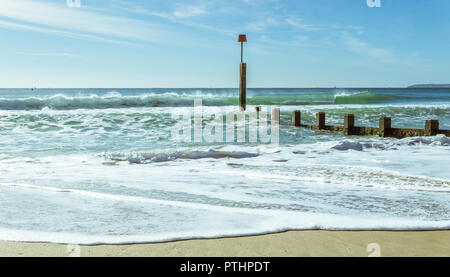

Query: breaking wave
<box><xmin>101</xmin><ymin>149</ymin><xmax>260</xmax><ymax>164</ymax></box>
<box><xmin>331</xmin><ymin>135</ymin><xmax>450</xmax><ymax>151</ymax></box>
<box><xmin>0</xmin><ymin>93</ymin><xmax>237</xmax><ymax>110</ymax></box>
<box><xmin>333</xmin><ymin>92</ymin><xmax>405</xmax><ymax>104</ymax></box>
<box><xmin>2</xmin><ymin>90</ymin><xmax>446</xmax><ymax>110</ymax></box>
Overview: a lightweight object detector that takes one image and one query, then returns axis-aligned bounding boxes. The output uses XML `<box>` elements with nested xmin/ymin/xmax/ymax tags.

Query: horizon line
<box><xmin>0</xmin><ymin>86</ymin><xmax>435</xmax><ymax>89</ymax></box>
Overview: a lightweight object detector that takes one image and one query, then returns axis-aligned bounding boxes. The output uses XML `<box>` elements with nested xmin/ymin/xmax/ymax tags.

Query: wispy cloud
<box><xmin>245</xmin><ymin>17</ymin><xmax>279</xmax><ymax>32</ymax></box>
<box><xmin>122</xmin><ymin>5</ymin><xmax>234</xmax><ymax>37</ymax></box>
<box><xmin>16</xmin><ymin>52</ymin><xmax>80</xmax><ymax>57</ymax></box>
<box><xmin>341</xmin><ymin>32</ymin><xmax>393</xmax><ymax>59</ymax></box>
<box><xmin>0</xmin><ymin>19</ymin><xmax>137</xmax><ymax>46</ymax></box>
<box><xmin>245</xmin><ymin>16</ymin><xmax>322</xmax><ymax>33</ymax></box>
<box><xmin>173</xmin><ymin>5</ymin><xmax>208</xmax><ymax>18</ymax></box>
<box><xmin>0</xmin><ymin>0</ymin><xmax>386</xmax><ymax>60</ymax></box>
<box><xmin>0</xmin><ymin>0</ymin><xmax>164</xmax><ymax>43</ymax></box>
<box><xmin>285</xmin><ymin>16</ymin><xmax>321</xmax><ymax>31</ymax></box>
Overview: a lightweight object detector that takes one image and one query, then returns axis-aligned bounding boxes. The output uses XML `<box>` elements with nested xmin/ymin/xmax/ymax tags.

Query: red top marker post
<box><xmin>238</xmin><ymin>34</ymin><xmax>247</xmax><ymax>63</ymax></box>
<box><xmin>238</xmin><ymin>34</ymin><xmax>247</xmax><ymax>42</ymax></box>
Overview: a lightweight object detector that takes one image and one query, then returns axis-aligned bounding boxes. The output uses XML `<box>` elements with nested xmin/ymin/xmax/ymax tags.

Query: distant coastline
<box><xmin>408</xmin><ymin>84</ymin><xmax>450</xmax><ymax>88</ymax></box>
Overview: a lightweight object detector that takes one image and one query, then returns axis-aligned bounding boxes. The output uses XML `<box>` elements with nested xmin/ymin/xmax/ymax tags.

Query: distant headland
<box><xmin>408</xmin><ymin>84</ymin><xmax>450</xmax><ymax>88</ymax></box>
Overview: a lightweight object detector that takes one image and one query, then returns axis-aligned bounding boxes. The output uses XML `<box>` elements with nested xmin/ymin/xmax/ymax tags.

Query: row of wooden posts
<box><xmin>258</xmin><ymin>107</ymin><xmax>449</xmax><ymax>139</ymax></box>
<box><xmin>236</xmin><ymin>35</ymin><xmax>448</xmax><ymax>139</ymax></box>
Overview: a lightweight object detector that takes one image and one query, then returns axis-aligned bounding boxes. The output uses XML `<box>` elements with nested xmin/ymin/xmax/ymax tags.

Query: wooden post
<box><xmin>425</xmin><ymin>120</ymin><xmax>439</xmax><ymax>136</ymax></box>
<box><xmin>344</xmin><ymin>114</ymin><xmax>355</xmax><ymax>135</ymax></box>
<box><xmin>255</xmin><ymin>106</ymin><xmax>261</xmax><ymax>112</ymax></box>
<box><xmin>316</xmin><ymin>112</ymin><xmax>325</xmax><ymax>129</ymax></box>
<box><xmin>272</xmin><ymin>108</ymin><xmax>280</xmax><ymax>124</ymax></box>
<box><xmin>292</xmin><ymin>110</ymin><xmax>301</xmax><ymax>127</ymax></box>
<box><xmin>239</xmin><ymin>63</ymin><xmax>247</xmax><ymax>111</ymax></box>
<box><xmin>379</xmin><ymin>117</ymin><xmax>391</xmax><ymax>137</ymax></box>
<box><xmin>238</xmin><ymin>34</ymin><xmax>247</xmax><ymax>112</ymax></box>
<box><xmin>241</xmin><ymin>42</ymin><xmax>243</xmax><ymax>64</ymax></box>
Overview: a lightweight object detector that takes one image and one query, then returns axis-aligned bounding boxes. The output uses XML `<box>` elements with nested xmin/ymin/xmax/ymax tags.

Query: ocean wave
<box><xmin>333</xmin><ymin>91</ymin><xmax>406</xmax><ymax>104</ymax></box>
<box><xmin>1</xmin><ymin>216</ymin><xmax>450</xmax><ymax>245</ymax></box>
<box><xmin>0</xmin><ymin>92</ymin><xmax>239</xmax><ymax>110</ymax></box>
<box><xmin>331</xmin><ymin>135</ymin><xmax>450</xmax><ymax>151</ymax></box>
<box><xmin>101</xmin><ymin>149</ymin><xmax>260</xmax><ymax>164</ymax></box>
<box><xmin>1</xmin><ymin>90</ymin><xmax>442</xmax><ymax>110</ymax></box>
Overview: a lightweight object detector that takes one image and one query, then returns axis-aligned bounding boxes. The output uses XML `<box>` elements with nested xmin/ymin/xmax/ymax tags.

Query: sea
<box><xmin>0</xmin><ymin>88</ymin><xmax>449</xmax><ymax>244</ymax></box>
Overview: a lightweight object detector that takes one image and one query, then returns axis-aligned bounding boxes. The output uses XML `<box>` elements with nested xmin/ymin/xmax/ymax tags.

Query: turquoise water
<box><xmin>1</xmin><ymin>88</ymin><xmax>450</xmax><ymax>244</ymax></box>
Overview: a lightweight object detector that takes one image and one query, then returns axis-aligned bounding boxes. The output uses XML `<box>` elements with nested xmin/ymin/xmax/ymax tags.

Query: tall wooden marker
<box><xmin>238</xmin><ymin>34</ymin><xmax>247</xmax><ymax>111</ymax></box>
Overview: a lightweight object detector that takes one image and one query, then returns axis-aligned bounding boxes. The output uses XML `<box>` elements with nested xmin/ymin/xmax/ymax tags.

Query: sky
<box><xmin>0</xmin><ymin>0</ymin><xmax>449</xmax><ymax>88</ymax></box>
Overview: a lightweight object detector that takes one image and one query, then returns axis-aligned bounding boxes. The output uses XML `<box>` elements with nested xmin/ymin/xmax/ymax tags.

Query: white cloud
<box><xmin>0</xmin><ymin>0</ymin><xmax>163</xmax><ymax>42</ymax></box>
<box><xmin>245</xmin><ymin>18</ymin><xmax>279</xmax><ymax>32</ymax></box>
<box><xmin>285</xmin><ymin>17</ymin><xmax>320</xmax><ymax>31</ymax></box>
<box><xmin>341</xmin><ymin>32</ymin><xmax>392</xmax><ymax>59</ymax></box>
<box><xmin>0</xmin><ymin>19</ymin><xmax>136</xmax><ymax>45</ymax></box>
<box><xmin>123</xmin><ymin>5</ymin><xmax>234</xmax><ymax>37</ymax></box>
<box><xmin>16</xmin><ymin>52</ymin><xmax>80</xmax><ymax>57</ymax></box>
<box><xmin>173</xmin><ymin>5</ymin><xmax>207</xmax><ymax>18</ymax></box>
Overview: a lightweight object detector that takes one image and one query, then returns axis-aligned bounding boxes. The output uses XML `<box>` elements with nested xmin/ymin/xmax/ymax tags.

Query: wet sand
<box><xmin>1</xmin><ymin>230</ymin><xmax>450</xmax><ymax>257</ymax></box>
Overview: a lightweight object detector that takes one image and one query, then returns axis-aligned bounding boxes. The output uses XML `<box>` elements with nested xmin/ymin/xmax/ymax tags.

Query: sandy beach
<box><xmin>1</xmin><ymin>230</ymin><xmax>449</xmax><ymax>257</ymax></box>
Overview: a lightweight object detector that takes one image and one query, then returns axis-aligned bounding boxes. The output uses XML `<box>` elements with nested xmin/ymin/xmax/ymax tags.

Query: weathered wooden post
<box><xmin>316</xmin><ymin>112</ymin><xmax>325</xmax><ymax>129</ymax></box>
<box><xmin>425</xmin><ymin>120</ymin><xmax>439</xmax><ymax>136</ymax></box>
<box><xmin>379</xmin><ymin>117</ymin><xmax>391</xmax><ymax>137</ymax></box>
<box><xmin>272</xmin><ymin>108</ymin><xmax>280</xmax><ymax>124</ymax></box>
<box><xmin>344</xmin><ymin>114</ymin><xmax>355</xmax><ymax>135</ymax></box>
<box><xmin>255</xmin><ymin>106</ymin><xmax>261</xmax><ymax>112</ymax></box>
<box><xmin>292</xmin><ymin>110</ymin><xmax>301</xmax><ymax>127</ymax></box>
<box><xmin>238</xmin><ymin>34</ymin><xmax>247</xmax><ymax>111</ymax></box>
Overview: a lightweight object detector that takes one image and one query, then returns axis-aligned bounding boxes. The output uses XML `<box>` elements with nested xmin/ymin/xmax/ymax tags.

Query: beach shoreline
<box><xmin>1</xmin><ymin>230</ymin><xmax>449</xmax><ymax>257</ymax></box>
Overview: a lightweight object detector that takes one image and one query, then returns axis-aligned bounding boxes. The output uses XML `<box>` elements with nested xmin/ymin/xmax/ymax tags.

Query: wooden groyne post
<box><xmin>291</xmin><ymin>110</ymin><xmax>449</xmax><ymax>139</ymax></box>
<box><xmin>292</xmin><ymin>110</ymin><xmax>301</xmax><ymax>127</ymax></box>
<box><xmin>238</xmin><ymin>34</ymin><xmax>247</xmax><ymax>111</ymax></box>
<box><xmin>344</xmin><ymin>114</ymin><xmax>355</xmax><ymax>136</ymax></box>
<box><xmin>379</xmin><ymin>117</ymin><xmax>391</xmax><ymax>138</ymax></box>
<box><xmin>425</xmin><ymin>120</ymin><xmax>439</xmax><ymax>136</ymax></box>
<box><xmin>316</xmin><ymin>112</ymin><xmax>326</xmax><ymax>129</ymax></box>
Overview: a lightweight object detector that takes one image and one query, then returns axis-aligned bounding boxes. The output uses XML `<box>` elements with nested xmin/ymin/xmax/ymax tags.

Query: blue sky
<box><xmin>0</xmin><ymin>0</ymin><xmax>449</xmax><ymax>88</ymax></box>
